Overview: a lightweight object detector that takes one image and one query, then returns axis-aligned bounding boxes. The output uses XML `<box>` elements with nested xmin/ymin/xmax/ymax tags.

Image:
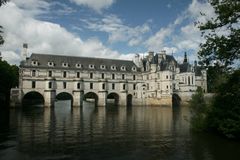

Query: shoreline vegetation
<box><xmin>190</xmin><ymin>70</ymin><xmax>240</xmax><ymax>140</ymax></box>
<box><xmin>0</xmin><ymin>60</ymin><xmax>19</xmax><ymax>106</ymax></box>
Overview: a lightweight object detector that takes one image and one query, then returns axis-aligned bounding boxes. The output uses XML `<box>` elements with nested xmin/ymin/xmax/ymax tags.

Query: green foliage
<box><xmin>198</xmin><ymin>0</ymin><xmax>240</xmax><ymax>68</ymax></box>
<box><xmin>0</xmin><ymin>60</ymin><xmax>19</xmax><ymax>104</ymax></box>
<box><xmin>190</xmin><ymin>87</ymin><xmax>208</xmax><ymax>131</ymax></box>
<box><xmin>206</xmin><ymin>70</ymin><xmax>240</xmax><ymax>139</ymax></box>
<box><xmin>0</xmin><ymin>0</ymin><xmax>9</xmax><ymax>6</ymax></box>
<box><xmin>207</xmin><ymin>65</ymin><xmax>228</xmax><ymax>92</ymax></box>
<box><xmin>0</xmin><ymin>0</ymin><xmax>9</xmax><ymax>45</ymax></box>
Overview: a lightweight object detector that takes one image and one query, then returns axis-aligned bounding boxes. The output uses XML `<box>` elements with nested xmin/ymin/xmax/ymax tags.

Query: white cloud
<box><xmin>145</xmin><ymin>26</ymin><xmax>173</xmax><ymax>51</ymax></box>
<box><xmin>145</xmin><ymin>0</ymin><xmax>216</xmax><ymax>62</ymax></box>
<box><xmin>70</xmin><ymin>0</ymin><xmax>115</xmax><ymax>12</ymax></box>
<box><xmin>0</xmin><ymin>2</ymin><xmax>131</xmax><ymax>64</ymax></box>
<box><xmin>85</xmin><ymin>14</ymin><xmax>151</xmax><ymax>46</ymax></box>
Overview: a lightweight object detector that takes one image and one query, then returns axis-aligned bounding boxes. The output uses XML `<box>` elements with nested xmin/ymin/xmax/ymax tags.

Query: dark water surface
<box><xmin>0</xmin><ymin>103</ymin><xmax>240</xmax><ymax>160</ymax></box>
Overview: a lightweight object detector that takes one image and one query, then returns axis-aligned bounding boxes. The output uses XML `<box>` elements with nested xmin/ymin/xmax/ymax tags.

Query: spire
<box><xmin>183</xmin><ymin>52</ymin><xmax>188</xmax><ymax>63</ymax></box>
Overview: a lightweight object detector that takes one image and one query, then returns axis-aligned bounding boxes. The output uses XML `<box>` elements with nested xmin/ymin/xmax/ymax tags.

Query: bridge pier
<box><xmin>73</xmin><ymin>90</ymin><xmax>81</xmax><ymax>107</ymax></box>
<box><xmin>98</xmin><ymin>91</ymin><xmax>107</xmax><ymax>107</ymax></box>
<box><xmin>44</xmin><ymin>90</ymin><xmax>56</xmax><ymax>107</ymax></box>
<box><xmin>119</xmin><ymin>92</ymin><xmax>127</xmax><ymax>106</ymax></box>
<box><xmin>73</xmin><ymin>90</ymin><xmax>84</xmax><ymax>107</ymax></box>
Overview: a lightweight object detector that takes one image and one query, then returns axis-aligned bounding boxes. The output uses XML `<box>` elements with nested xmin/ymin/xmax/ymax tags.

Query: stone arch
<box><xmin>83</xmin><ymin>92</ymin><xmax>98</xmax><ymax>106</ymax></box>
<box><xmin>127</xmin><ymin>94</ymin><xmax>133</xmax><ymax>107</ymax></box>
<box><xmin>172</xmin><ymin>93</ymin><xmax>181</xmax><ymax>107</ymax></box>
<box><xmin>107</xmin><ymin>92</ymin><xmax>119</xmax><ymax>106</ymax></box>
<box><xmin>55</xmin><ymin>92</ymin><xmax>73</xmax><ymax>106</ymax></box>
<box><xmin>22</xmin><ymin>91</ymin><xmax>44</xmax><ymax>107</ymax></box>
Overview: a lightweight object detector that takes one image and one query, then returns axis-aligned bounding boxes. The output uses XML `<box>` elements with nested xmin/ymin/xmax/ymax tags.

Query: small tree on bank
<box><xmin>190</xmin><ymin>87</ymin><xmax>208</xmax><ymax>132</ymax></box>
<box><xmin>206</xmin><ymin>70</ymin><xmax>240</xmax><ymax>139</ymax></box>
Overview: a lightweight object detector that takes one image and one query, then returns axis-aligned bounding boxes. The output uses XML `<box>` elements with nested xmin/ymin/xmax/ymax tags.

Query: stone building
<box><xmin>10</xmin><ymin>47</ymin><xmax>207</xmax><ymax>107</ymax></box>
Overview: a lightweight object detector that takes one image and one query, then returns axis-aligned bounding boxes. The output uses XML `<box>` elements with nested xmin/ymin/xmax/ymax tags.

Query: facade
<box><xmin>10</xmin><ymin>49</ymin><xmax>207</xmax><ymax>107</ymax></box>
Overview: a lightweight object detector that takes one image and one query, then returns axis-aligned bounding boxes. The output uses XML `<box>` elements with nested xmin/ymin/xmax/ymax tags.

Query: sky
<box><xmin>0</xmin><ymin>0</ymin><xmax>216</xmax><ymax>64</ymax></box>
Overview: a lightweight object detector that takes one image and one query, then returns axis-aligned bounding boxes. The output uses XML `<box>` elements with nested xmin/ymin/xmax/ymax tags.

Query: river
<box><xmin>0</xmin><ymin>102</ymin><xmax>240</xmax><ymax>160</ymax></box>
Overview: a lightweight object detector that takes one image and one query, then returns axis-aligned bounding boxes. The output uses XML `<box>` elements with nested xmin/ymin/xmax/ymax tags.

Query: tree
<box><xmin>190</xmin><ymin>87</ymin><xmax>208</xmax><ymax>131</ymax></box>
<box><xmin>198</xmin><ymin>0</ymin><xmax>240</xmax><ymax>69</ymax></box>
<box><xmin>0</xmin><ymin>0</ymin><xmax>9</xmax><ymax>45</ymax></box>
<box><xmin>195</xmin><ymin>0</ymin><xmax>240</xmax><ymax>139</ymax></box>
<box><xmin>207</xmin><ymin>70</ymin><xmax>240</xmax><ymax>139</ymax></box>
<box><xmin>0</xmin><ymin>60</ymin><xmax>19</xmax><ymax>105</ymax></box>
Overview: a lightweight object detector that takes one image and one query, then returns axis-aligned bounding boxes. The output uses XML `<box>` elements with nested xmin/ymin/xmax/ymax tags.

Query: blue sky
<box><xmin>0</xmin><ymin>0</ymin><xmax>215</xmax><ymax>64</ymax></box>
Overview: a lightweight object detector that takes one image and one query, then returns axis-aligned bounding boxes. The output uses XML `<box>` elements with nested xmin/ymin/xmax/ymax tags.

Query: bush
<box><xmin>206</xmin><ymin>70</ymin><xmax>240</xmax><ymax>139</ymax></box>
<box><xmin>190</xmin><ymin>87</ymin><xmax>208</xmax><ymax>131</ymax></box>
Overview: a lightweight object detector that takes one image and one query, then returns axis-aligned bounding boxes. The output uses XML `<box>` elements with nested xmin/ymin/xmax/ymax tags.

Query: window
<box><xmin>100</xmin><ymin>65</ymin><xmax>105</xmax><ymax>69</ymax></box>
<box><xmin>133</xmin><ymin>84</ymin><xmax>136</xmax><ymax>90</ymax></box>
<box><xmin>63</xmin><ymin>71</ymin><xmax>67</xmax><ymax>78</ymax></box>
<box><xmin>48</xmin><ymin>71</ymin><xmax>52</xmax><ymax>77</ymax></box>
<box><xmin>77</xmin><ymin>72</ymin><xmax>80</xmax><ymax>78</ymax></box>
<box><xmin>62</xmin><ymin>63</ymin><xmax>68</xmax><ymax>67</ymax></box>
<box><xmin>102</xmin><ymin>83</ymin><xmax>105</xmax><ymax>89</ymax></box>
<box><xmin>132</xmin><ymin>67</ymin><xmax>136</xmax><ymax>71</ymax></box>
<box><xmin>90</xmin><ymin>72</ymin><xmax>93</xmax><ymax>79</ymax></box>
<box><xmin>112</xmin><ymin>83</ymin><xmax>115</xmax><ymax>90</ymax></box>
<box><xmin>166</xmin><ymin>75</ymin><xmax>168</xmax><ymax>79</ymax></box>
<box><xmin>89</xmin><ymin>64</ymin><xmax>94</xmax><ymax>69</ymax></box>
<box><xmin>63</xmin><ymin>82</ymin><xmax>66</xmax><ymax>89</ymax></box>
<box><xmin>123</xmin><ymin>84</ymin><xmax>126</xmax><ymax>90</ymax></box>
<box><xmin>31</xmin><ymin>61</ymin><xmax>38</xmax><ymax>66</ymax></box>
<box><xmin>121</xmin><ymin>66</ymin><xmax>125</xmax><ymax>71</ymax></box>
<box><xmin>48</xmin><ymin>82</ymin><xmax>52</xmax><ymax>89</ymax></box>
<box><xmin>76</xmin><ymin>63</ymin><xmax>82</xmax><ymax>68</ymax></box>
<box><xmin>32</xmin><ymin>70</ymin><xmax>36</xmax><ymax>77</ymax></box>
<box><xmin>133</xmin><ymin>75</ymin><xmax>136</xmax><ymax>80</ymax></box>
<box><xmin>166</xmin><ymin>85</ymin><xmax>168</xmax><ymax>89</ymax></box>
<box><xmin>48</xmin><ymin>62</ymin><xmax>54</xmax><ymax>66</ymax></box>
<box><xmin>90</xmin><ymin>83</ymin><xmax>93</xmax><ymax>89</ymax></box>
<box><xmin>32</xmin><ymin>81</ymin><xmax>36</xmax><ymax>88</ymax></box>
<box><xmin>112</xmin><ymin>74</ymin><xmax>115</xmax><ymax>79</ymax></box>
<box><xmin>122</xmin><ymin>74</ymin><xmax>125</xmax><ymax>80</ymax></box>
<box><xmin>101</xmin><ymin>73</ymin><xmax>104</xmax><ymax>79</ymax></box>
<box><xmin>111</xmin><ymin>65</ymin><xmax>116</xmax><ymax>70</ymax></box>
<box><xmin>170</xmin><ymin>75</ymin><xmax>172</xmax><ymax>79</ymax></box>
<box><xmin>77</xmin><ymin>83</ymin><xmax>80</xmax><ymax>89</ymax></box>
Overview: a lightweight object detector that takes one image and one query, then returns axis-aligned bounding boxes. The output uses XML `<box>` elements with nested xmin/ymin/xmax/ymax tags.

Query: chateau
<box><xmin>10</xmin><ymin>45</ymin><xmax>207</xmax><ymax>107</ymax></box>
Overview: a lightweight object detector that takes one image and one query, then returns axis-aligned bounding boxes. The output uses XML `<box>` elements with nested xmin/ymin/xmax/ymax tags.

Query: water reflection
<box><xmin>0</xmin><ymin>103</ymin><xmax>240</xmax><ymax>160</ymax></box>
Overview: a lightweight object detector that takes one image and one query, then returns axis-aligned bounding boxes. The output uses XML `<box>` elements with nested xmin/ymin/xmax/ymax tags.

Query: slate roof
<box><xmin>21</xmin><ymin>53</ymin><xmax>139</xmax><ymax>72</ymax></box>
<box><xmin>179</xmin><ymin>62</ymin><xmax>192</xmax><ymax>73</ymax></box>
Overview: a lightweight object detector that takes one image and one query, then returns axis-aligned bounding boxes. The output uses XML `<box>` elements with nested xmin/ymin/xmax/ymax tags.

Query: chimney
<box><xmin>183</xmin><ymin>52</ymin><xmax>188</xmax><ymax>63</ymax></box>
<box><xmin>21</xmin><ymin>43</ymin><xmax>28</xmax><ymax>60</ymax></box>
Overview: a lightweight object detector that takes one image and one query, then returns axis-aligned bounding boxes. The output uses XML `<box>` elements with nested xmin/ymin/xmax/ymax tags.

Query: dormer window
<box><xmin>48</xmin><ymin>62</ymin><xmax>54</xmax><ymax>67</ymax></box>
<box><xmin>31</xmin><ymin>61</ymin><xmax>38</xmax><ymax>66</ymax></box>
<box><xmin>62</xmin><ymin>63</ymin><xmax>68</xmax><ymax>67</ymax></box>
<box><xmin>89</xmin><ymin>64</ymin><xmax>94</xmax><ymax>69</ymax></box>
<box><xmin>76</xmin><ymin>63</ymin><xmax>82</xmax><ymax>68</ymax></box>
<box><xmin>121</xmin><ymin>66</ymin><xmax>126</xmax><ymax>71</ymax></box>
<box><xmin>111</xmin><ymin>65</ymin><xmax>116</xmax><ymax>70</ymax></box>
<box><xmin>100</xmin><ymin>65</ymin><xmax>106</xmax><ymax>69</ymax></box>
<box><xmin>132</xmin><ymin>67</ymin><xmax>136</xmax><ymax>71</ymax></box>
